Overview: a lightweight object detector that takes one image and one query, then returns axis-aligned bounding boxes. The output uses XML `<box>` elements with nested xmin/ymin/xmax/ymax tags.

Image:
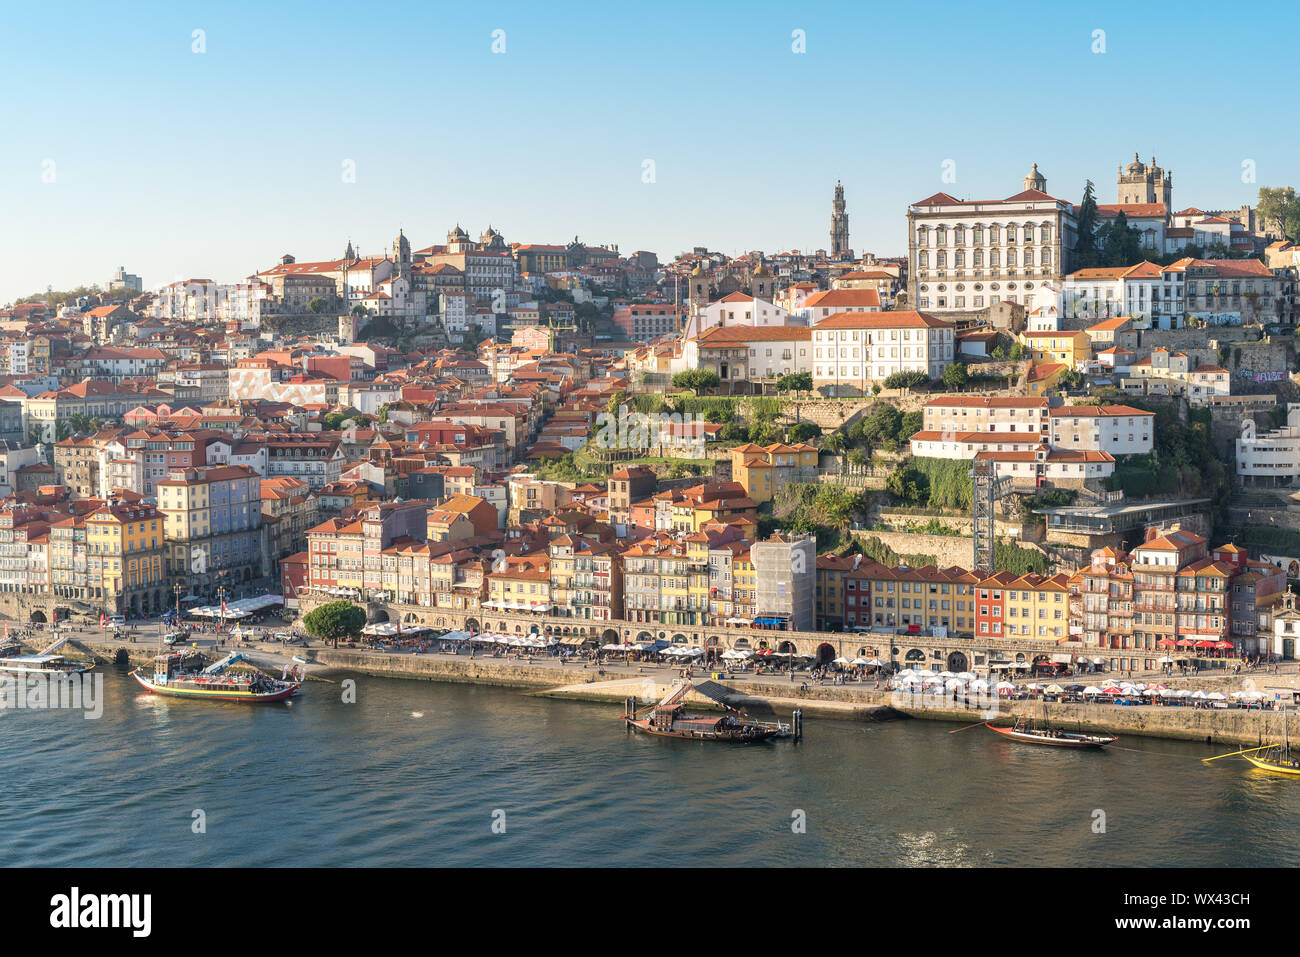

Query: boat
<box><xmin>985</xmin><ymin>709</ymin><xmax>1116</xmax><ymax>749</ymax></box>
<box><xmin>0</xmin><ymin>654</ymin><xmax>93</xmax><ymax>678</ymax></box>
<box><xmin>1241</xmin><ymin>711</ymin><xmax>1300</xmax><ymax>775</ymax></box>
<box><xmin>131</xmin><ymin>652</ymin><xmax>300</xmax><ymax>703</ymax></box>
<box><xmin>622</xmin><ymin>679</ymin><xmax>790</xmax><ymax>742</ymax></box>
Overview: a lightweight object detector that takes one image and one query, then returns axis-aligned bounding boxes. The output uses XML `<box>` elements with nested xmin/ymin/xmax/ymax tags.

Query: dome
<box><xmin>753</xmin><ymin>263</ymin><xmax>771</xmax><ymax>278</ymax></box>
<box><xmin>690</xmin><ymin>263</ymin><xmax>706</xmax><ymax>277</ymax></box>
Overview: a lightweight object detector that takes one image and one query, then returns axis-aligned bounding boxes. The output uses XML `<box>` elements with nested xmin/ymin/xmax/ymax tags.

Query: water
<box><xmin>0</xmin><ymin>669</ymin><xmax>1293</xmax><ymax>867</ymax></box>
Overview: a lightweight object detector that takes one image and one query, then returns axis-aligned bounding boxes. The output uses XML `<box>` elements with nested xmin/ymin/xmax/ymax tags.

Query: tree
<box><xmin>376</xmin><ymin>404</ymin><xmax>390</xmax><ymax>423</ymax></box>
<box><xmin>302</xmin><ymin>601</ymin><xmax>367</xmax><ymax>642</ymax></box>
<box><xmin>941</xmin><ymin>362</ymin><xmax>969</xmax><ymax>390</ymax></box>
<box><xmin>886</xmin><ymin>465</ymin><xmax>928</xmax><ymax>505</ymax></box>
<box><xmin>671</xmin><ymin>369</ymin><xmax>721</xmax><ymax>395</ymax></box>
<box><xmin>1072</xmin><ymin>180</ymin><xmax>1101</xmax><ymax>269</ymax></box>
<box><xmin>1258</xmin><ymin>186</ymin><xmax>1300</xmax><ymax>242</ymax></box>
<box><xmin>787</xmin><ymin>421</ymin><xmax>822</xmax><ymax>443</ymax></box>
<box><xmin>883</xmin><ymin>370</ymin><xmax>929</xmax><ymax>390</ymax></box>
<box><xmin>1099</xmin><ymin>209</ymin><xmax>1143</xmax><ymax>266</ymax></box>
<box><xmin>307</xmin><ymin>297</ymin><xmax>326</xmax><ymax>314</ymax></box>
<box><xmin>776</xmin><ymin>371</ymin><xmax>813</xmax><ymax>393</ymax></box>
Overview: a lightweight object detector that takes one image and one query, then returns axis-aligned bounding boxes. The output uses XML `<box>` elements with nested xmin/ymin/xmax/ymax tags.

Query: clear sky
<box><xmin>0</xmin><ymin>0</ymin><xmax>1293</xmax><ymax>304</ymax></box>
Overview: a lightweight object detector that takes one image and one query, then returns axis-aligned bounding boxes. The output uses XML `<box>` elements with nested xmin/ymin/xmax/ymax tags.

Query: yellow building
<box><xmin>85</xmin><ymin>501</ymin><xmax>166</xmax><ymax>616</ymax></box>
<box><xmin>1025</xmin><ymin>361</ymin><xmax>1066</xmax><ymax>395</ymax></box>
<box><xmin>1016</xmin><ymin>330</ymin><xmax>1090</xmax><ymax>369</ymax></box>
<box><xmin>816</xmin><ymin>554</ymin><xmax>862</xmax><ymax>629</ymax></box>
<box><xmin>486</xmin><ymin>556</ymin><xmax>552</xmax><ymax>613</ymax></box>
<box><xmin>729</xmin><ymin>442</ymin><xmax>819</xmax><ymax>505</ymax></box>
<box><xmin>1001</xmin><ymin>572</ymin><xmax>1071</xmax><ymax>642</ymax></box>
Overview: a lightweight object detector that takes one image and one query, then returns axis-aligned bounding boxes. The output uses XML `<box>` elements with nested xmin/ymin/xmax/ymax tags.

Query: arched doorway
<box><xmin>465</xmin><ymin>618</ymin><xmax>480</xmax><ymax>634</ymax></box>
<box><xmin>637</xmin><ymin>631</ymin><xmax>653</xmax><ymax>643</ymax></box>
<box><xmin>602</xmin><ymin>628</ymin><xmax>619</xmax><ymax>645</ymax></box>
<box><xmin>29</xmin><ymin>610</ymin><xmax>46</xmax><ymax>623</ymax></box>
<box><xmin>904</xmin><ymin>648</ymin><xmax>926</xmax><ymax>663</ymax></box>
<box><xmin>946</xmin><ymin>652</ymin><xmax>969</xmax><ymax>672</ymax></box>
<box><xmin>815</xmin><ymin>642</ymin><xmax>835</xmax><ymax>666</ymax></box>
<box><xmin>777</xmin><ymin>640</ymin><xmax>796</xmax><ymax>655</ymax></box>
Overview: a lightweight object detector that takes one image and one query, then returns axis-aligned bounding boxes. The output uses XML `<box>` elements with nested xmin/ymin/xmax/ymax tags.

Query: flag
<box><xmin>99</xmin><ymin>614</ymin><xmax>105</xmax><ymax>629</ymax></box>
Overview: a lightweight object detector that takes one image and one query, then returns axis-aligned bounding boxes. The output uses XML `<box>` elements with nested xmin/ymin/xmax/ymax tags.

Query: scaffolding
<box><xmin>971</xmin><ymin>456</ymin><xmax>1012</xmax><ymax>574</ymax></box>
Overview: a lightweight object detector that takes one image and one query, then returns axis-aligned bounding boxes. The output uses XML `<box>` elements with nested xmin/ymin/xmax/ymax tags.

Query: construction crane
<box><xmin>971</xmin><ymin>454</ymin><xmax>1014</xmax><ymax>574</ymax></box>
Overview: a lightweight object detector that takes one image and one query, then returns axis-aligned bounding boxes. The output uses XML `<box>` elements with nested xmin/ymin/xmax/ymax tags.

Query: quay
<box><xmin>58</xmin><ymin>628</ymin><xmax>1300</xmax><ymax>748</ymax></box>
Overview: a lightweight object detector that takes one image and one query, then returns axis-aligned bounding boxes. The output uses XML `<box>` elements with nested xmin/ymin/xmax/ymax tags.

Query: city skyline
<box><xmin>3</xmin><ymin>0</ymin><xmax>1296</xmax><ymax>303</ymax></box>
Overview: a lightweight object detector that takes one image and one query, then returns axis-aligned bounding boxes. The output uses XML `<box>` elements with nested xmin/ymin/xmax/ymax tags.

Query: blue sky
<box><xmin>0</xmin><ymin>0</ymin><xmax>1293</xmax><ymax>304</ymax></box>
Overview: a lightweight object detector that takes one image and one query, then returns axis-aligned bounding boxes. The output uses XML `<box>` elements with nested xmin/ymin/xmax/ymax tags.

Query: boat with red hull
<box><xmin>985</xmin><ymin>716</ymin><xmax>1116</xmax><ymax>749</ymax></box>
<box><xmin>132</xmin><ymin>652</ymin><xmax>300</xmax><ymax>703</ymax></box>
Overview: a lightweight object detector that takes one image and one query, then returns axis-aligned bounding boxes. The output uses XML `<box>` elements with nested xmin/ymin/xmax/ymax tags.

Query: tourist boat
<box><xmin>131</xmin><ymin>652</ymin><xmax>300</xmax><ymax>703</ymax></box>
<box><xmin>985</xmin><ymin>713</ymin><xmax>1117</xmax><ymax>749</ymax></box>
<box><xmin>0</xmin><ymin>653</ymin><xmax>93</xmax><ymax>678</ymax></box>
<box><xmin>622</xmin><ymin>679</ymin><xmax>790</xmax><ymax>742</ymax></box>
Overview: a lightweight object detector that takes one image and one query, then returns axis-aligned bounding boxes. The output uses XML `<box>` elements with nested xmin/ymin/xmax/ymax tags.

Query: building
<box><xmin>751</xmin><ymin>534</ymin><xmax>815</xmax><ymax>632</ymax></box>
<box><xmin>811</xmin><ymin>311</ymin><xmax>955</xmax><ymax>395</ymax></box>
<box><xmin>1048</xmin><ymin>405</ymin><xmax>1154</xmax><ymax>456</ymax></box>
<box><xmin>729</xmin><ymin>442</ymin><xmax>818</xmax><ymax>504</ymax></box>
<box><xmin>830</xmin><ymin>180</ymin><xmax>849</xmax><ymax>257</ymax></box>
<box><xmin>907</xmin><ymin>164</ymin><xmax>1077</xmax><ymax>314</ymax></box>
<box><xmin>156</xmin><ymin>465</ymin><xmax>267</xmax><ymax>597</ymax></box>
<box><xmin>85</xmin><ymin>500</ymin><xmax>167</xmax><ymax>616</ymax></box>
<box><xmin>682</xmin><ymin>325</ymin><xmax>812</xmax><ymax>385</ymax></box>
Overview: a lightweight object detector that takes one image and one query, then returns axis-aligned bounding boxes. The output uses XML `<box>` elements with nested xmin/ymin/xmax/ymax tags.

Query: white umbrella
<box><xmin>833</xmin><ymin>657</ymin><xmax>852</xmax><ymax>665</ymax></box>
<box><xmin>1083</xmin><ymin>686</ymin><xmax>1102</xmax><ymax>695</ymax></box>
<box><xmin>1207</xmin><ymin>692</ymin><xmax>1227</xmax><ymax>701</ymax></box>
<box><xmin>996</xmin><ymin>681</ymin><xmax>1017</xmax><ymax>690</ymax></box>
<box><xmin>944</xmin><ymin>678</ymin><xmax>965</xmax><ymax>690</ymax></box>
<box><xmin>957</xmin><ymin>672</ymin><xmax>977</xmax><ymax>681</ymax></box>
<box><xmin>970</xmin><ymin>679</ymin><xmax>990</xmax><ymax>690</ymax></box>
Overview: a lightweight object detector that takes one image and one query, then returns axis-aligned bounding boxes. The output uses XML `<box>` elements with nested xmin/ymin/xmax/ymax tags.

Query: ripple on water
<box><xmin>0</xmin><ymin>673</ymin><xmax>1296</xmax><ymax>866</ymax></box>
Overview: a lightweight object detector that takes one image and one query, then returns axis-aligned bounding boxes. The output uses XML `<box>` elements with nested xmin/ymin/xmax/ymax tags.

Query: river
<box><xmin>1</xmin><ymin>669</ymin><xmax>1293</xmax><ymax>867</ymax></box>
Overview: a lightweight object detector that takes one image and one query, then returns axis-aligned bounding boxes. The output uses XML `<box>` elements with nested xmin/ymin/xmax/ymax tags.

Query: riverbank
<box><xmin>60</xmin><ymin>634</ymin><xmax>1300</xmax><ymax>748</ymax></box>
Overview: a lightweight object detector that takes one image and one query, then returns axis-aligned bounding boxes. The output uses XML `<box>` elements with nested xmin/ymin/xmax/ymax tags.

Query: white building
<box><xmin>683</xmin><ymin>294</ymin><xmax>793</xmax><ymax>338</ymax></box>
<box><xmin>681</xmin><ymin>326</ymin><xmax>812</xmax><ymax>384</ymax></box>
<box><xmin>920</xmin><ymin>395</ymin><xmax>1049</xmax><ymax>439</ymax></box>
<box><xmin>907</xmin><ymin>164</ymin><xmax>1078</xmax><ymax>315</ymax></box>
<box><xmin>1048</xmin><ymin>405</ymin><xmax>1154</xmax><ymax>455</ymax></box>
<box><xmin>1237</xmin><ymin>405</ymin><xmax>1300</xmax><ymax>486</ymax></box>
<box><xmin>811</xmin><ymin>311</ymin><xmax>954</xmax><ymax>395</ymax></box>
<box><xmin>797</xmin><ymin>288</ymin><xmax>881</xmax><ymax>323</ymax></box>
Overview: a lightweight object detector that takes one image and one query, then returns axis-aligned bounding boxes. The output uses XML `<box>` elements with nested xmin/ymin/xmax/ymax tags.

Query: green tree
<box><xmin>307</xmin><ymin>297</ymin><xmax>326</xmax><ymax>314</ymax></box>
<box><xmin>1099</xmin><ymin>209</ymin><xmax>1142</xmax><ymax>266</ymax></box>
<box><xmin>1257</xmin><ymin>186</ymin><xmax>1300</xmax><ymax>241</ymax></box>
<box><xmin>776</xmin><ymin>371</ymin><xmax>813</xmax><ymax>393</ymax></box>
<box><xmin>787</xmin><ymin>421</ymin><xmax>822</xmax><ymax>443</ymax></box>
<box><xmin>1073</xmin><ymin>180</ymin><xmax>1101</xmax><ymax>269</ymax></box>
<box><xmin>376</xmin><ymin>404</ymin><xmax>390</xmax><ymax>423</ymax></box>
<box><xmin>886</xmin><ymin>465</ymin><xmax>929</xmax><ymax>505</ymax></box>
<box><xmin>302</xmin><ymin>601</ymin><xmax>367</xmax><ymax>642</ymax></box>
<box><xmin>671</xmin><ymin>369</ymin><xmax>721</xmax><ymax>395</ymax></box>
<box><xmin>941</xmin><ymin>362</ymin><xmax>969</xmax><ymax>390</ymax></box>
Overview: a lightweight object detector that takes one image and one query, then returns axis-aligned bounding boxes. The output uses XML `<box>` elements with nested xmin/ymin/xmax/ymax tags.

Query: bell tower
<box><xmin>830</xmin><ymin>181</ymin><xmax>849</xmax><ymax>257</ymax></box>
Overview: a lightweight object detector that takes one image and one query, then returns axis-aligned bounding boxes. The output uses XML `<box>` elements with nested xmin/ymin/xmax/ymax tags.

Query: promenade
<box><xmin>42</xmin><ymin>616</ymin><xmax>1300</xmax><ymax>748</ymax></box>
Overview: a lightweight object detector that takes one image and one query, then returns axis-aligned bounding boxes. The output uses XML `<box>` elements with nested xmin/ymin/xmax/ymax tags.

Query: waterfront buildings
<box><xmin>810</xmin><ymin>311</ymin><xmax>955</xmax><ymax>394</ymax></box>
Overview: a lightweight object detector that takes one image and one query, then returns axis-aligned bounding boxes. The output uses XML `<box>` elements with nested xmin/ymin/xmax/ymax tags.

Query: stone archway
<box><xmin>815</xmin><ymin>642</ymin><xmax>836</xmax><ymax>666</ymax></box>
<box><xmin>637</xmin><ymin>631</ymin><xmax>653</xmax><ymax>643</ymax></box>
<box><xmin>777</xmin><ymin>640</ymin><xmax>796</xmax><ymax>655</ymax></box>
<box><xmin>602</xmin><ymin>628</ymin><xmax>619</xmax><ymax>645</ymax></box>
<box><xmin>465</xmin><ymin>617</ymin><xmax>480</xmax><ymax>634</ymax></box>
<box><xmin>904</xmin><ymin>648</ymin><xmax>926</xmax><ymax>663</ymax></box>
<box><xmin>29</xmin><ymin>610</ymin><xmax>46</xmax><ymax>623</ymax></box>
<box><xmin>946</xmin><ymin>652</ymin><xmax>969</xmax><ymax>672</ymax></box>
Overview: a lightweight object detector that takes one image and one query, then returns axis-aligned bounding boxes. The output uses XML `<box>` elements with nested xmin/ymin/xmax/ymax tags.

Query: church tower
<box><xmin>392</xmin><ymin>229</ymin><xmax>411</xmax><ymax>277</ymax></box>
<box><xmin>1117</xmin><ymin>153</ymin><xmax>1173</xmax><ymax>207</ymax></box>
<box><xmin>830</xmin><ymin>181</ymin><xmax>849</xmax><ymax>257</ymax></box>
<box><xmin>750</xmin><ymin>261</ymin><xmax>773</xmax><ymax>302</ymax></box>
<box><xmin>344</xmin><ymin>239</ymin><xmax>356</xmax><ymax>261</ymax></box>
<box><xmin>1022</xmin><ymin>162</ymin><xmax>1047</xmax><ymax>193</ymax></box>
<box><xmin>688</xmin><ymin>262</ymin><xmax>709</xmax><ymax>315</ymax></box>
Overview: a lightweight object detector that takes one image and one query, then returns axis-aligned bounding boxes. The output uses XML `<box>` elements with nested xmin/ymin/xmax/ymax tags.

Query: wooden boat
<box><xmin>985</xmin><ymin>712</ymin><xmax>1116</xmax><ymax>749</ymax></box>
<box><xmin>131</xmin><ymin>652</ymin><xmax>300</xmax><ymax>703</ymax></box>
<box><xmin>623</xmin><ymin>679</ymin><xmax>789</xmax><ymax>742</ymax></box>
<box><xmin>1239</xmin><ymin>711</ymin><xmax>1300</xmax><ymax>775</ymax></box>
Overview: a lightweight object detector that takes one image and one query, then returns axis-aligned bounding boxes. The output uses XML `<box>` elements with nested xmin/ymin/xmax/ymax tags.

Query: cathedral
<box><xmin>1117</xmin><ymin>154</ymin><xmax>1173</xmax><ymax>207</ymax></box>
<box><xmin>830</xmin><ymin>181</ymin><xmax>849</xmax><ymax>257</ymax></box>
